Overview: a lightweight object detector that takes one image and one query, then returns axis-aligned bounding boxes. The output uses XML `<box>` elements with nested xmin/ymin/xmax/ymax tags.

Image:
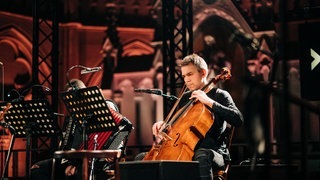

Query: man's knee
<box><xmin>193</xmin><ymin>148</ymin><xmax>214</xmax><ymax>161</ymax></box>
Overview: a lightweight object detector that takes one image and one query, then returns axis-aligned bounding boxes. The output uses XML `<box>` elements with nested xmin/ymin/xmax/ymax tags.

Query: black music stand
<box><xmin>60</xmin><ymin>86</ymin><xmax>118</xmax><ymax>149</ymax></box>
<box><xmin>0</xmin><ymin>100</ymin><xmax>58</xmax><ymax>179</ymax></box>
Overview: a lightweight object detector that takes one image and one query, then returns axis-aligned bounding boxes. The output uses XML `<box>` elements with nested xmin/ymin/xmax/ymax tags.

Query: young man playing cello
<box><xmin>152</xmin><ymin>53</ymin><xmax>244</xmax><ymax>179</ymax></box>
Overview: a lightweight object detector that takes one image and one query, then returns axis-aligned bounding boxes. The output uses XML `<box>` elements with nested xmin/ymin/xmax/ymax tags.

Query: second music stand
<box><xmin>1</xmin><ymin>100</ymin><xmax>58</xmax><ymax>137</ymax></box>
<box><xmin>60</xmin><ymin>86</ymin><xmax>118</xmax><ymax>149</ymax></box>
<box><xmin>0</xmin><ymin>99</ymin><xmax>59</xmax><ymax>178</ymax></box>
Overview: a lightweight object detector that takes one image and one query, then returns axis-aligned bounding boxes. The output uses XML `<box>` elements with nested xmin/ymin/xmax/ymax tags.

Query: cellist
<box><xmin>152</xmin><ymin>53</ymin><xmax>244</xmax><ymax>179</ymax></box>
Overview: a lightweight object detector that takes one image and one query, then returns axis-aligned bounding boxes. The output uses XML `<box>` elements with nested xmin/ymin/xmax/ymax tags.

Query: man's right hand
<box><xmin>65</xmin><ymin>165</ymin><xmax>77</xmax><ymax>176</ymax></box>
<box><xmin>152</xmin><ymin>121</ymin><xmax>173</xmax><ymax>143</ymax></box>
<box><xmin>152</xmin><ymin>121</ymin><xmax>164</xmax><ymax>137</ymax></box>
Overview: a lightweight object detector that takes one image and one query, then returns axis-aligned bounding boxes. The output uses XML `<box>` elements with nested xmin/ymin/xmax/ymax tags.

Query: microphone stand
<box><xmin>1</xmin><ymin>126</ymin><xmax>15</xmax><ymax>180</ymax></box>
<box><xmin>25</xmin><ymin>122</ymin><xmax>35</xmax><ymax>179</ymax></box>
<box><xmin>66</xmin><ymin>65</ymin><xmax>102</xmax><ymax>90</ymax></box>
<box><xmin>89</xmin><ymin>134</ymin><xmax>98</xmax><ymax>180</ymax></box>
<box><xmin>81</xmin><ymin>114</ymin><xmax>93</xmax><ymax>150</ymax></box>
<box><xmin>159</xmin><ymin>93</ymin><xmax>178</xmax><ymax>102</ymax></box>
<box><xmin>135</xmin><ymin>89</ymin><xmax>178</xmax><ymax>102</ymax></box>
<box><xmin>66</xmin><ymin>65</ymin><xmax>86</xmax><ymax>90</ymax></box>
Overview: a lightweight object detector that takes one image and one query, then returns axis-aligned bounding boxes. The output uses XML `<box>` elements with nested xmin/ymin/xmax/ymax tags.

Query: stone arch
<box><xmin>0</xmin><ymin>24</ymin><xmax>54</xmax><ymax>99</ymax></box>
<box><xmin>122</xmin><ymin>40</ymin><xmax>155</xmax><ymax>57</ymax></box>
<box><xmin>175</xmin><ymin>1</ymin><xmax>256</xmax><ymax>142</ymax></box>
<box><xmin>173</xmin><ymin>1</ymin><xmax>254</xmax><ymax>113</ymax></box>
<box><xmin>0</xmin><ymin>26</ymin><xmax>33</xmax><ymax>91</ymax></box>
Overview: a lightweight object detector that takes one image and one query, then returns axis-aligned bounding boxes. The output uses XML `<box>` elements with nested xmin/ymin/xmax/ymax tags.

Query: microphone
<box><xmin>94</xmin><ymin>134</ymin><xmax>99</xmax><ymax>144</ymax></box>
<box><xmin>229</xmin><ymin>30</ymin><xmax>260</xmax><ymax>51</ymax></box>
<box><xmin>80</xmin><ymin>67</ymin><xmax>102</xmax><ymax>74</ymax></box>
<box><xmin>93</xmin><ymin>134</ymin><xmax>99</xmax><ymax>150</ymax></box>
<box><xmin>134</xmin><ymin>89</ymin><xmax>178</xmax><ymax>101</ymax></box>
<box><xmin>134</xmin><ymin>89</ymin><xmax>162</xmax><ymax>95</ymax></box>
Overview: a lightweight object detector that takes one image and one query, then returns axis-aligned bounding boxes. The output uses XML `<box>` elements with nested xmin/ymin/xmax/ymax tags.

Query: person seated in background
<box><xmin>30</xmin><ymin>79</ymin><xmax>132</xmax><ymax>180</ymax></box>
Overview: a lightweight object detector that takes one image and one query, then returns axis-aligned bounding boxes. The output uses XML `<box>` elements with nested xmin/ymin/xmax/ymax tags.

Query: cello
<box><xmin>143</xmin><ymin>67</ymin><xmax>231</xmax><ymax>161</ymax></box>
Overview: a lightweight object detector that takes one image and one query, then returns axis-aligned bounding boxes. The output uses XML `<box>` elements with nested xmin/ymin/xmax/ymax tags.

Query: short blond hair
<box><xmin>180</xmin><ymin>53</ymin><xmax>208</xmax><ymax>74</ymax></box>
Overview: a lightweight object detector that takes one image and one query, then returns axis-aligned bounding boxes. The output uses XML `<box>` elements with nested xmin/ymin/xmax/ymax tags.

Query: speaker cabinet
<box><xmin>119</xmin><ymin>160</ymin><xmax>200</xmax><ymax>180</ymax></box>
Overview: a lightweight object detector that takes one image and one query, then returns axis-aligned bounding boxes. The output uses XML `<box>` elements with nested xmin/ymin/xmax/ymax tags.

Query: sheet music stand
<box><xmin>0</xmin><ymin>100</ymin><xmax>59</xmax><ymax>178</ymax></box>
<box><xmin>60</xmin><ymin>86</ymin><xmax>118</xmax><ymax>149</ymax></box>
<box><xmin>0</xmin><ymin>100</ymin><xmax>58</xmax><ymax>137</ymax></box>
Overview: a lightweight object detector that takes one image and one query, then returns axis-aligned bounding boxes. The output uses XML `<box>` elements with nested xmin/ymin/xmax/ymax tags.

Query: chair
<box><xmin>51</xmin><ymin>130</ymin><xmax>132</xmax><ymax>180</ymax></box>
<box><xmin>213</xmin><ymin>124</ymin><xmax>235</xmax><ymax>180</ymax></box>
<box><xmin>51</xmin><ymin>150</ymin><xmax>122</xmax><ymax>180</ymax></box>
<box><xmin>51</xmin><ymin>113</ymin><xmax>133</xmax><ymax>180</ymax></box>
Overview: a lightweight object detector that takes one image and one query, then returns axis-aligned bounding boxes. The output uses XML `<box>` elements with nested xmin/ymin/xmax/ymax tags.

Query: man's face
<box><xmin>181</xmin><ymin>63</ymin><xmax>206</xmax><ymax>91</ymax></box>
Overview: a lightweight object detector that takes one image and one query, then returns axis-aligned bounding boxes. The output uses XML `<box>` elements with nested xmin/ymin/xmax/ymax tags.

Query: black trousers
<box><xmin>193</xmin><ymin>148</ymin><xmax>225</xmax><ymax>180</ymax></box>
<box><xmin>29</xmin><ymin>158</ymin><xmax>81</xmax><ymax>180</ymax></box>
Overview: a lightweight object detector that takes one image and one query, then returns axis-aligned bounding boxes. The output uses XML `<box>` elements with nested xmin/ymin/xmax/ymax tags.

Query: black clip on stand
<box><xmin>0</xmin><ymin>100</ymin><xmax>58</xmax><ymax>179</ymax></box>
<box><xmin>60</xmin><ymin>86</ymin><xmax>118</xmax><ymax>150</ymax></box>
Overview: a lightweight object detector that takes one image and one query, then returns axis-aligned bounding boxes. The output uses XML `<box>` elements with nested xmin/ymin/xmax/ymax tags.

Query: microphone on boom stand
<box><xmin>80</xmin><ymin>67</ymin><xmax>102</xmax><ymax>74</ymax></box>
<box><xmin>134</xmin><ymin>89</ymin><xmax>178</xmax><ymax>102</ymax></box>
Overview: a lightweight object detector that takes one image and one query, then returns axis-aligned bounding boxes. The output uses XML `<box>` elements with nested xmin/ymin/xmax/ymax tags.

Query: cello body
<box><xmin>143</xmin><ymin>101</ymin><xmax>214</xmax><ymax>161</ymax></box>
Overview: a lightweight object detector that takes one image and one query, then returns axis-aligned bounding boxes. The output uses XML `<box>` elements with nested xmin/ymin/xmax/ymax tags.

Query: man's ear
<box><xmin>201</xmin><ymin>69</ymin><xmax>207</xmax><ymax>77</ymax></box>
